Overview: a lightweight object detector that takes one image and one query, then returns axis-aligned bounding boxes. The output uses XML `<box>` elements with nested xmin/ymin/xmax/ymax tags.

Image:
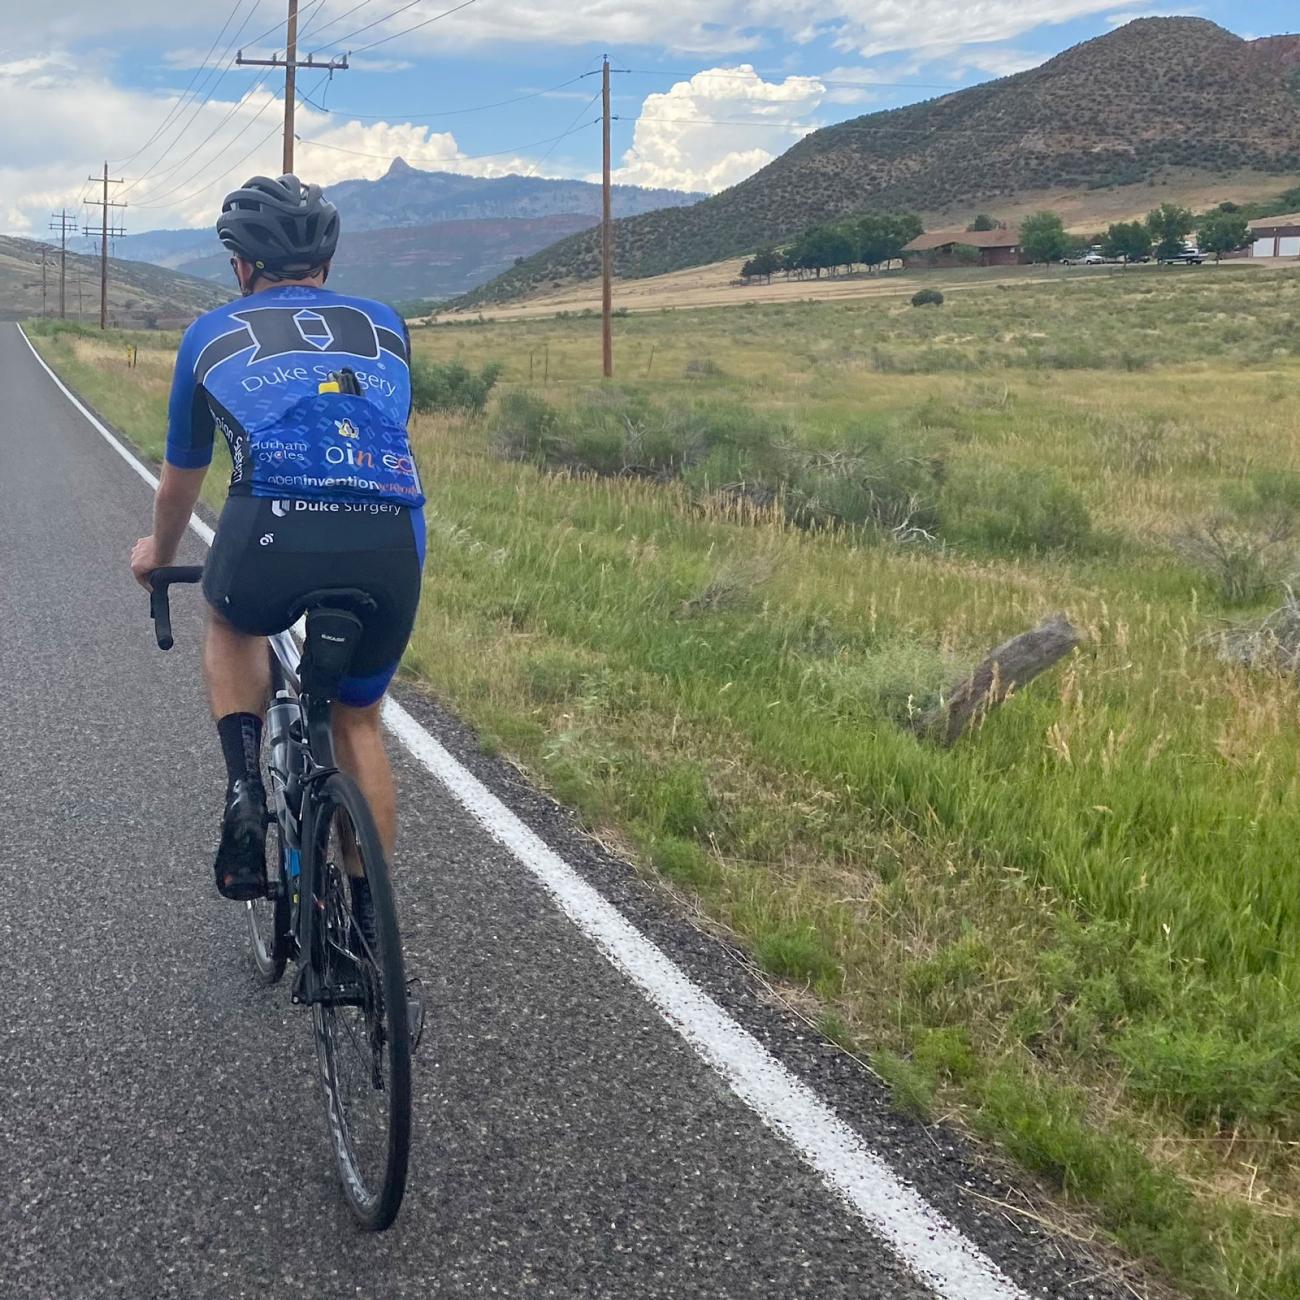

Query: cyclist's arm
<box><xmin>151</xmin><ymin>462</ymin><xmax>208</xmax><ymax>558</ymax></box>
<box><xmin>131</xmin><ymin>325</ymin><xmax>215</xmax><ymax>586</ymax></box>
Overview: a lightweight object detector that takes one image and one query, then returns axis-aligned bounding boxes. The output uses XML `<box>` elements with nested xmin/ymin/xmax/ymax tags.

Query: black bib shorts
<box><xmin>203</xmin><ymin>495</ymin><xmax>426</xmax><ymax>708</ymax></box>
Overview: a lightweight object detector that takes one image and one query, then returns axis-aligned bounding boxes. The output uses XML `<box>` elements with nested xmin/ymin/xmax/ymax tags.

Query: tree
<box><xmin>786</xmin><ymin>225</ymin><xmax>846</xmax><ymax>277</ymax></box>
<box><xmin>1146</xmin><ymin>202</ymin><xmax>1194</xmax><ymax>259</ymax></box>
<box><xmin>741</xmin><ymin>246</ymin><xmax>782</xmax><ymax>283</ymax></box>
<box><xmin>1103</xmin><ymin>220</ymin><xmax>1151</xmax><ymax>265</ymax></box>
<box><xmin>953</xmin><ymin>243</ymin><xmax>982</xmax><ymax>266</ymax></box>
<box><xmin>855</xmin><ymin>212</ymin><xmax>922</xmax><ymax>271</ymax></box>
<box><xmin>1198</xmin><ymin>210</ymin><xmax>1250</xmax><ymax>262</ymax></box>
<box><xmin>823</xmin><ymin>227</ymin><xmax>856</xmax><ymax>275</ymax></box>
<box><xmin>1020</xmin><ymin>211</ymin><xmax>1069</xmax><ymax>265</ymax></box>
<box><xmin>967</xmin><ymin>213</ymin><xmax>998</xmax><ymax>231</ymax></box>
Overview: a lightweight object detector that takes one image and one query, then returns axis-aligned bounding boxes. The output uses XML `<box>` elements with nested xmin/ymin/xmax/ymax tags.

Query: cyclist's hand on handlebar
<box><xmin>130</xmin><ymin>535</ymin><xmax>173</xmax><ymax>590</ymax></box>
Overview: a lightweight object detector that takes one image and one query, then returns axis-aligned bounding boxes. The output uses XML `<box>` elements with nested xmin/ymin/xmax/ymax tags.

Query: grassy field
<box><xmin>436</xmin><ymin>249</ymin><xmax>1281</xmax><ymax>323</ymax></box>
<box><xmin>29</xmin><ymin>266</ymin><xmax>1300</xmax><ymax>1299</ymax></box>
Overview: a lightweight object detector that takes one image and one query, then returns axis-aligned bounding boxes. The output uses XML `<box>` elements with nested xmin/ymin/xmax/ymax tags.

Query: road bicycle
<box><xmin>149</xmin><ymin>565</ymin><xmax>418</xmax><ymax>1231</ymax></box>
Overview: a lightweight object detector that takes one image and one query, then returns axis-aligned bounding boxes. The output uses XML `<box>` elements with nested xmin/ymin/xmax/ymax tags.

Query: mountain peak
<box><xmin>385</xmin><ymin>157</ymin><xmax>418</xmax><ymax>179</ymax></box>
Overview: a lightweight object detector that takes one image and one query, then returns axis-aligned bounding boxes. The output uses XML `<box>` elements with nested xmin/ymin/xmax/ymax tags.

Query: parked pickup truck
<box><xmin>1160</xmin><ymin>245</ymin><xmax>1205</xmax><ymax>265</ymax></box>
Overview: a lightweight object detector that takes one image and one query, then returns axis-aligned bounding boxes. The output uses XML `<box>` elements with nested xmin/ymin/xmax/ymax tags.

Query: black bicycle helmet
<box><xmin>217</xmin><ymin>174</ymin><xmax>340</xmax><ymax>276</ymax></box>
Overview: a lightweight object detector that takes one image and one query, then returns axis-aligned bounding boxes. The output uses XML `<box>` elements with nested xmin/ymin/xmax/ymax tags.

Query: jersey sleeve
<box><xmin>164</xmin><ymin>322</ymin><xmax>216</xmax><ymax>469</ymax></box>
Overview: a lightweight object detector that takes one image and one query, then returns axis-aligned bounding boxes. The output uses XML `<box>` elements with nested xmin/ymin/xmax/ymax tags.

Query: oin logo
<box><xmin>335</xmin><ymin>418</ymin><xmax>360</xmax><ymax>439</ymax></box>
<box><xmin>293</xmin><ymin>309</ymin><xmax>334</xmax><ymax>350</ymax></box>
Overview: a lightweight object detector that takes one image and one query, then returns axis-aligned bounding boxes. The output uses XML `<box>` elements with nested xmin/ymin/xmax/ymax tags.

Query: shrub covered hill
<box><xmin>461</xmin><ymin>18</ymin><xmax>1300</xmax><ymax>306</ymax></box>
<box><xmin>0</xmin><ymin>235</ymin><xmax>230</xmax><ymax>325</ymax></box>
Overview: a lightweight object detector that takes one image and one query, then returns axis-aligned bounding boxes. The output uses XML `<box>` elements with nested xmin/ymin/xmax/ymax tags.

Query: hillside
<box><xmin>0</xmin><ymin>236</ymin><xmax>231</xmax><ymax>326</ymax></box>
<box><xmin>462</xmin><ymin>18</ymin><xmax>1300</xmax><ymax>305</ymax></box>
<box><xmin>173</xmin><ymin>213</ymin><xmax>602</xmax><ymax>302</ymax></box>
<box><xmin>102</xmin><ymin>162</ymin><xmax>702</xmax><ymax>292</ymax></box>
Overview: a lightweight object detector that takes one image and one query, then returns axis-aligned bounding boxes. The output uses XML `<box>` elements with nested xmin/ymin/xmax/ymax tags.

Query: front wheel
<box><xmin>306</xmin><ymin>772</ymin><xmax>411</xmax><ymax>1231</ymax></box>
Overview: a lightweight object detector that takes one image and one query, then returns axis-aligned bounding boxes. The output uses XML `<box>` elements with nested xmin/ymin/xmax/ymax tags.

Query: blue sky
<box><xmin>0</xmin><ymin>0</ymin><xmax>1295</xmax><ymax>235</ymax></box>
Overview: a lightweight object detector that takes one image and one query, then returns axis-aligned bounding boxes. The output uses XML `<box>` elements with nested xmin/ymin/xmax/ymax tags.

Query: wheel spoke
<box><xmin>309</xmin><ymin>782</ymin><xmax>411</xmax><ymax>1229</ymax></box>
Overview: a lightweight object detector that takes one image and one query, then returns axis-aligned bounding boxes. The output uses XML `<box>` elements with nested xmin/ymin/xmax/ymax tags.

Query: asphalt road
<box><xmin>0</xmin><ymin>323</ymin><xmax>1139</xmax><ymax>1300</ymax></box>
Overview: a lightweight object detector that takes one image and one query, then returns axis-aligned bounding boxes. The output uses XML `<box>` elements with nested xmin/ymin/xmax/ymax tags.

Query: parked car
<box><xmin>1160</xmin><ymin>245</ymin><xmax>1205</xmax><ymax>265</ymax></box>
<box><xmin>1063</xmin><ymin>251</ymin><xmax>1106</xmax><ymax>265</ymax></box>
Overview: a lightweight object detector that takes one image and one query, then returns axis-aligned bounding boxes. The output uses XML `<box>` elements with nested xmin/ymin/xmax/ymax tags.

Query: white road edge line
<box><xmin>19</xmin><ymin>322</ymin><xmax>1031</xmax><ymax>1300</ymax></box>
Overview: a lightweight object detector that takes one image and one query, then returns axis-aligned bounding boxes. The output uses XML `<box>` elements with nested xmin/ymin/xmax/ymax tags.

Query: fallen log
<box><xmin>914</xmin><ymin>613</ymin><xmax>1081</xmax><ymax>746</ymax></box>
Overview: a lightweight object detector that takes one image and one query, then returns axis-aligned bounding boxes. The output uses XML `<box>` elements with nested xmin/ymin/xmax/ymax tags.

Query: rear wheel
<box><xmin>308</xmin><ymin>772</ymin><xmax>411</xmax><ymax>1232</ymax></box>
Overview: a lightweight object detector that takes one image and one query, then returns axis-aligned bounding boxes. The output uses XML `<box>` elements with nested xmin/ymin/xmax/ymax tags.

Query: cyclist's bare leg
<box><xmin>204</xmin><ymin>608</ymin><xmax>270</xmax><ymax>719</ymax></box>
<box><xmin>333</xmin><ymin>701</ymin><xmax>397</xmax><ymax>870</ymax></box>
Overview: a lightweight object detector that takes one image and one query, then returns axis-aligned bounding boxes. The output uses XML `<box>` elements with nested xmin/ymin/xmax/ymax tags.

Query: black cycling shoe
<box><xmin>214</xmin><ymin>779</ymin><xmax>268</xmax><ymax>901</ymax></box>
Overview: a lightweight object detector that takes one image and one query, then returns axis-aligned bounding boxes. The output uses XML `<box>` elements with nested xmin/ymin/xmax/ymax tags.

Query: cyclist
<box><xmin>130</xmin><ymin>174</ymin><xmax>426</xmax><ymax>909</ymax></box>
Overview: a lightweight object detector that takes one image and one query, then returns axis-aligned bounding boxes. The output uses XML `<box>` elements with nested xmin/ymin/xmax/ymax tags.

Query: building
<box><xmin>1247</xmin><ymin>213</ymin><xmax>1300</xmax><ymax>259</ymax></box>
<box><xmin>902</xmin><ymin>228</ymin><xmax>1024</xmax><ymax>267</ymax></box>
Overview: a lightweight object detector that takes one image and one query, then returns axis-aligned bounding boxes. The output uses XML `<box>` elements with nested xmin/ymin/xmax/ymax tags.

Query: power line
<box><xmin>130</xmin><ymin>84</ymin><xmax>287</xmax><ymax>208</ymax></box>
<box><xmin>313</xmin><ymin>0</ymin><xmax>426</xmax><ymax>49</ymax></box>
<box><xmin>120</xmin><ymin>1</ymin><xmax>267</xmax><ymax>195</ymax></box>
<box><xmin>522</xmin><ymin>86</ymin><xmax>603</xmax><ymax>179</ymax></box>
<box><xmin>111</xmin><ymin>0</ymin><xmax>248</xmax><ymax>166</ymax></box>
<box><xmin>127</xmin><ymin>71</ymin><xmax>279</xmax><ymax>205</ymax></box>
<box><xmin>131</xmin><ymin>76</ymin><xmax>332</xmax><ymax>213</ymax></box>
<box><xmin>297</xmin><ymin>0</ymin><xmax>378</xmax><ymax>45</ymax></box>
<box><xmin>240</xmin><ymin>0</ymin><xmax>326</xmax><ymax>51</ymax></box>
<box><xmin>349</xmin><ymin>0</ymin><xmax>481</xmax><ymax>55</ymax></box>
<box><xmin>133</xmin><ymin>119</ymin><xmax>287</xmax><ymax>211</ymax></box>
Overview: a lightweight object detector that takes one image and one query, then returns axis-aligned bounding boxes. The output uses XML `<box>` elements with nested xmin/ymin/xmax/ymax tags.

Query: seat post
<box><xmin>306</xmin><ymin>695</ymin><xmax>336</xmax><ymax>769</ymax></box>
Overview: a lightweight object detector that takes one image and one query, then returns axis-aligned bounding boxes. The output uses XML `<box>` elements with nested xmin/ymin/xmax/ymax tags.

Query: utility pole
<box><xmin>237</xmin><ymin>1</ymin><xmax>348</xmax><ymax>174</ymax></box>
<box><xmin>84</xmin><ymin>163</ymin><xmax>126</xmax><ymax>330</ymax></box>
<box><xmin>41</xmin><ymin>248</ymin><xmax>48</xmax><ymax>317</ymax></box>
<box><xmin>48</xmin><ymin>210</ymin><xmax>77</xmax><ymax>319</ymax></box>
<box><xmin>601</xmin><ymin>54</ymin><xmax>613</xmax><ymax>379</ymax></box>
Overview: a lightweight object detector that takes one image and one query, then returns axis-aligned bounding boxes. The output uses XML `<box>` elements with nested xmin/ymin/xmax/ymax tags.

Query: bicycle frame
<box><xmin>264</xmin><ymin>638</ymin><xmax>367</xmax><ymax>1011</ymax></box>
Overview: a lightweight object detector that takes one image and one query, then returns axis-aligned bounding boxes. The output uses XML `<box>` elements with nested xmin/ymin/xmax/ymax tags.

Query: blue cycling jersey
<box><xmin>165</xmin><ymin>285</ymin><xmax>424</xmax><ymax>508</ymax></box>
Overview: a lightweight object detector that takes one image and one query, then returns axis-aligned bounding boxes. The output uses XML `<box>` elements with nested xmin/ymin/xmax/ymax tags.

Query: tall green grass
<box><xmin>29</xmin><ymin>270</ymin><xmax>1300</xmax><ymax>1299</ymax></box>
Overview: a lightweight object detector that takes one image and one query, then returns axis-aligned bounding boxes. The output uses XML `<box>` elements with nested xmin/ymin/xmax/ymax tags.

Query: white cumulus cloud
<box><xmin>610</xmin><ymin>66</ymin><xmax>826</xmax><ymax>194</ymax></box>
<box><xmin>0</xmin><ymin>54</ymin><xmax>559</xmax><ymax>235</ymax></box>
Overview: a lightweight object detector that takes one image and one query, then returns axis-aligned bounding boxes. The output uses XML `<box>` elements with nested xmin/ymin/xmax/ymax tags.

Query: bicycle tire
<box><xmin>306</xmin><ymin>771</ymin><xmax>411</xmax><ymax>1231</ymax></box>
<box><xmin>246</xmin><ymin>710</ymin><xmax>291</xmax><ymax>984</ymax></box>
<box><xmin>246</xmin><ymin>818</ymin><xmax>290</xmax><ymax>984</ymax></box>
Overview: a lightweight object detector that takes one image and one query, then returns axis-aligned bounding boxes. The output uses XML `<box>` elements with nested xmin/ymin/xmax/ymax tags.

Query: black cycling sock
<box><xmin>217</xmin><ymin>712</ymin><xmax>263</xmax><ymax>791</ymax></box>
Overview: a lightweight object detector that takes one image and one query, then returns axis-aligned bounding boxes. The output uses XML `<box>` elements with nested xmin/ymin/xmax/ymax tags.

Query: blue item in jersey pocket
<box><xmin>248</xmin><ymin>392</ymin><xmax>425</xmax><ymax>507</ymax></box>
